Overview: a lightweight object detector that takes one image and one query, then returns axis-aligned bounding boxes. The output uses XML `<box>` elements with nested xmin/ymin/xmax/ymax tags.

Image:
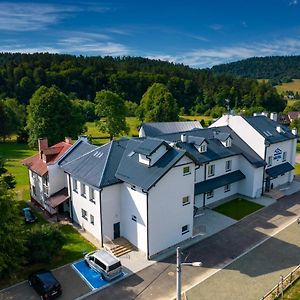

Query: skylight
<box><xmin>93</xmin><ymin>151</ymin><xmax>103</xmax><ymax>158</ymax></box>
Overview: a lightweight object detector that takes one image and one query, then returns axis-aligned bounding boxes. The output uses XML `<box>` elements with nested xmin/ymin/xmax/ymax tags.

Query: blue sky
<box><xmin>1</xmin><ymin>0</ymin><xmax>300</xmax><ymax>68</ymax></box>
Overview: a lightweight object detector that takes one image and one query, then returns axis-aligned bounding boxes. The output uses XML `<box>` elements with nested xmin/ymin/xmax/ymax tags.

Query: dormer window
<box><xmin>224</xmin><ymin>138</ymin><xmax>232</xmax><ymax>147</ymax></box>
<box><xmin>199</xmin><ymin>143</ymin><xmax>207</xmax><ymax>153</ymax></box>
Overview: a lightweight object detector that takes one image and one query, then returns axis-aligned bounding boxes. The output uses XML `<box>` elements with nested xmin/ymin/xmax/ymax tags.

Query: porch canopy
<box><xmin>47</xmin><ymin>188</ymin><xmax>69</xmax><ymax>208</ymax></box>
<box><xmin>195</xmin><ymin>170</ymin><xmax>245</xmax><ymax>195</ymax></box>
<box><xmin>265</xmin><ymin>162</ymin><xmax>294</xmax><ymax>178</ymax></box>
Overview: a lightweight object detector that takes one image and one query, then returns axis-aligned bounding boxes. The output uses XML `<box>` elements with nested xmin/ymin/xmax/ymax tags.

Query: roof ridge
<box><xmin>98</xmin><ymin>140</ymin><xmax>114</xmax><ymax>187</ymax></box>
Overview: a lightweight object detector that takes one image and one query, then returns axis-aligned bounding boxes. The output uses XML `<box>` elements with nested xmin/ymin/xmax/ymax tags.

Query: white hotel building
<box><xmin>23</xmin><ymin>116</ymin><xmax>297</xmax><ymax>259</ymax></box>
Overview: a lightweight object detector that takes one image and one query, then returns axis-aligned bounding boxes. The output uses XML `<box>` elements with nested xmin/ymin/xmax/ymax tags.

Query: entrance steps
<box><xmin>264</xmin><ymin>189</ymin><xmax>285</xmax><ymax>200</ymax></box>
<box><xmin>104</xmin><ymin>237</ymin><xmax>135</xmax><ymax>257</ymax></box>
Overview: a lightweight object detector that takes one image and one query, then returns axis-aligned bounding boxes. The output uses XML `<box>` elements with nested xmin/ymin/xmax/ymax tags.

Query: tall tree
<box><xmin>26</xmin><ymin>85</ymin><xmax>86</xmax><ymax>148</ymax></box>
<box><xmin>137</xmin><ymin>83</ymin><xmax>179</xmax><ymax>122</ymax></box>
<box><xmin>0</xmin><ymin>178</ymin><xmax>25</xmax><ymax>278</ymax></box>
<box><xmin>95</xmin><ymin>90</ymin><xmax>128</xmax><ymax>140</ymax></box>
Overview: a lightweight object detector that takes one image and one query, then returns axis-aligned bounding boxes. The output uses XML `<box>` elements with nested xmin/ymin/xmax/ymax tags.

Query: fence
<box><xmin>261</xmin><ymin>264</ymin><xmax>300</xmax><ymax>300</ymax></box>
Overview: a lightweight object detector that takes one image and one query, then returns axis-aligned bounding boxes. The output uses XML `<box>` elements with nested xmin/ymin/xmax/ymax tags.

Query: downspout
<box><xmin>99</xmin><ymin>188</ymin><xmax>104</xmax><ymax>248</ymax></box>
<box><xmin>262</xmin><ymin>141</ymin><xmax>270</xmax><ymax>195</ymax></box>
<box><xmin>67</xmin><ymin>173</ymin><xmax>74</xmax><ymax>222</ymax></box>
<box><xmin>142</xmin><ymin>189</ymin><xmax>150</xmax><ymax>259</ymax></box>
<box><xmin>203</xmin><ymin>163</ymin><xmax>208</xmax><ymax>208</ymax></box>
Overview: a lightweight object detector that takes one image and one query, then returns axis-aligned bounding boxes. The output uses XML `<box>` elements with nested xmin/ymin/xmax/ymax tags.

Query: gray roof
<box><xmin>141</xmin><ymin>121</ymin><xmax>202</xmax><ymax>137</ymax></box>
<box><xmin>115</xmin><ymin>139</ymin><xmax>187</xmax><ymax>191</ymax></box>
<box><xmin>159</xmin><ymin>126</ymin><xmax>265</xmax><ymax>168</ymax></box>
<box><xmin>59</xmin><ymin>139</ymin><xmax>128</xmax><ymax>188</ymax></box>
<box><xmin>266</xmin><ymin>162</ymin><xmax>294</xmax><ymax>178</ymax></box>
<box><xmin>134</xmin><ymin>138</ymin><xmax>168</xmax><ymax>156</ymax></box>
<box><xmin>244</xmin><ymin>116</ymin><xmax>295</xmax><ymax>144</ymax></box>
<box><xmin>195</xmin><ymin>170</ymin><xmax>245</xmax><ymax>194</ymax></box>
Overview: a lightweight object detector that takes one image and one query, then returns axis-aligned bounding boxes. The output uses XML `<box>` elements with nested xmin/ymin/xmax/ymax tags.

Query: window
<box><xmin>267</xmin><ymin>156</ymin><xmax>272</xmax><ymax>167</ymax></box>
<box><xmin>132</xmin><ymin>215</ymin><xmax>137</xmax><ymax>222</ymax></box>
<box><xmin>182</xmin><ymin>196</ymin><xmax>190</xmax><ymax>206</ymax></box>
<box><xmin>89</xmin><ymin>187</ymin><xmax>95</xmax><ymax>203</ymax></box>
<box><xmin>90</xmin><ymin>214</ymin><xmax>94</xmax><ymax>225</ymax></box>
<box><xmin>207</xmin><ymin>165</ymin><xmax>215</xmax><ymax>177</ymax></box>
<box><xmin>225</xmin><ymin>138</ymin><xmax>231</xmax><ymax>147</ymax></box>
<box><xmin>199</xmin><ymin>144</ymin><xmax>207</xmax><ymax>153</ymax></box>
<box><xmin>183</xmin><ymin>166</ymin><xmax>190</xmax><ymax>175</ymax></box>
<box><xmin>283</xmin><ymin>152</ymin><xmax>287</xmax><ymax>162</ymax></box>
<box><xmin>81</xmin><ymin>183</ymin><xmax>86</xmax><ymax>198</ymax></box>
<box><xmin>224</xmin><ymin>184</ymin><xmax>231</xmax><ymax>192</ymax></box>
<box><xmin>131</xmin><ymin>185</ymin><xmax>136</xmax><ymax>191</ymax></box>
<box><xmin>32</xmin><ymin>186</ymin><xmax>36</xmax><ymax>196</ymax></box>
<box><xmin>94</xmin><ymin>258</ymin><xmax>106</xmax><ymax>271</ymax></box>
<box><xmin>81</xmin><ymin>209</ymin><xmax>87</xmax><ymax>220</ymax></box>
<box><xmin>225</xmin><ymin>160</ymin><xmax>232</xmax><ymax>172</ymax></box>
<box><xmin>182</xmin><ymin>225</ymin><xmax>189</xmax><ymax>235</ymax></box>
<box><xmin>207</xmin><ymin>190</ymin><xmax>214</xmax><ymax>199</ymax></box>
<box><xmin>72</xmin><ymin>178</ymin><xmax>78</xmax><ymax>192</ymax></box>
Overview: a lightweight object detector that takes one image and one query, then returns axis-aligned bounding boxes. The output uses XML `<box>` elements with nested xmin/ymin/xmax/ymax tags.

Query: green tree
<box><xmin>137</xmin><ymin>83</ymin><xmax>179</xmax><ymax>122</ymax></box>
<box><xmin>26</xmin><ymin>86</ymin><xmax>86</xmax><ymax>148</ymax></box>
<box><xmin>0</xmin><ymin>178</ymin><xmax>25</xmax><ymax>277</ymax></box>
<box><xmin>25</xmin><ymin>224</ymin><xmax>65</xmax><ymax>263</ymax></box>
<box><xmin>95</xmin><ymin>90</ymin><xmax>128</xmax><ymax>140</ymax></box>
<box><xmin>125</xmin><ymin>100</ymin><xmax>138</xmax><ymax>117</ymax></box>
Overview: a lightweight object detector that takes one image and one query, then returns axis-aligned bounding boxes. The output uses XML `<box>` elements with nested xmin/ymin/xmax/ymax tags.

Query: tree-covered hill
<box><xmin>0</xmin><ymin>52</ymin><xmax>285</xmax><ymax>113</ymax></box>
<box><xmin>211</xmin><ymin>55</ymin><xmax>300</xmax><ymax>83</ymax></box>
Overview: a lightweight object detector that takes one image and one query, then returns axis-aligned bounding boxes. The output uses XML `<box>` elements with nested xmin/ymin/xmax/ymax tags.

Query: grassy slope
<box><xmin>276</xmin><ymin>79</ymin><xmax>300</xmax><ymax>94</ymax></box>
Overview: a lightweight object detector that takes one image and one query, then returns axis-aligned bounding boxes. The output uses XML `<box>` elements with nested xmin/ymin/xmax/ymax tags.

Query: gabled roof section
<box><xmin>213</xmin><ymin>131</ymin><xmax>231</xmax><ymax>142</ymax></box>
<box><xmin>60</xmin><ymin>139</ymin><xmax>128</xmax><ymax>188</ymax></box>
<box><xmin>134</xmin><ymin>138</ymin><xmax>169</xmax><ymax>156</ymax></box>
<box><xmin>115</xmin><ymin>139</ymin><xmax>187</xmax><ymax>191</ymax></box>
<box><xmin>22</xmin><ymin>141</ymin><xmax>72</xmax><ymax>176</ymax></box>
<box><xmin>159</xmin><ymin>126</ymin><xmax>265</xmax><ymax>168</ymax></box>
<box><xmin>244</xmin><ymin>116</ymin><xmax>295</xmax><ymax>144</ymax></box>
<box><xmin>141</xmin><ymin>121</ymin><xmax>202</xmax><ymax>137</ymax></box>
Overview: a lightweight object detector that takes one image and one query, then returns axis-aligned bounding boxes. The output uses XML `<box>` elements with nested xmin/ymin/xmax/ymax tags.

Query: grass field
<box><xmin>276</xmin><ymin>79</ymin><xmax>300</xmax><ymax>94</ymax></box>
<box><xmin>213</xmin><ymin>198</ymin><xmax>264</xmax><ymax>220</ymax></box>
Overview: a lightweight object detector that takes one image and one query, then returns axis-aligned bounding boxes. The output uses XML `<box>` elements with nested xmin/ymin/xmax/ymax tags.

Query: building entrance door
<box><xmin>113</xmin><ymin>222</ymin><xmax>120</xmax><ymax>239</ymax></box>
<box><xmin>265</xmin><ymin>176</ymin><xmax>271</xmax><ymax>192</ymax></box>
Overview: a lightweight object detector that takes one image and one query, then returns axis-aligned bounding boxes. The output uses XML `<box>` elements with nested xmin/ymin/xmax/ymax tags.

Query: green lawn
<box><xmin>213</xmin><ymin>198</ymin><xmax>264</xmax><ymax>220</ymax></box>
<box><xmin>279</xmin><ymin>277</ymin><xmax>300</xmax><ymax>299</ymax></box>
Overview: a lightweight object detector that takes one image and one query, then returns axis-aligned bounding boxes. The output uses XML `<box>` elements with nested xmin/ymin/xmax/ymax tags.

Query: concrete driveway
<box><xmin>0</xmin><ymin>265</ymin><xmax>90</xmax><ymax>300</ymax></box>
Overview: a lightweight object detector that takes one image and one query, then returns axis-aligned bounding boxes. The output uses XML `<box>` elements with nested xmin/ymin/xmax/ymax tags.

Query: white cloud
<box><xmin>289</xmin><ymin>0</ymin><xmax>298</xmax><ymax>6</ymax></box>
<box><xmin>209</xmin><ymin>24</ymin><xmax>223</xmax><ymax>31</ymax></box>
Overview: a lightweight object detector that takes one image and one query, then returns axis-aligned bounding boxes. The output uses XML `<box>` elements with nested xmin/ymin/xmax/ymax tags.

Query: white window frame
<box><xmin>199</xmin><ymin>144</ymin><xmax>207</xmax><ymax>153</ymax></box>
<box><xmin>182</xmin><ymin>225</ymin><xmax>189</xmax><ymax>235</ymax></box>
<box><xmin>90</xmin><ymin>214</ymin><xmax>94</xmax><ymax>225</ymax></box>
<box><xmin>89</xmin><ymin>187</ymin><xmax>95</xmax><ymax>203</ymax></box>
<box><xmin>267</xmin><ymin>156</ymin><xmax>272</xmax><ymax>167</ymax></box>
<box><xmin>225</xmin><ymin>138</ymin><xmax>231</xmax><ymax>147</ymax></box>
<box><xmin>183</xmin><ymin>166</ymin><xmax>191</xmax><ymax>176</ymax></box>
<box><xmin>282</xmin><ymin>151</ymin><xmax>287</xmax><ymax>162</ymax></box>
<box><xmin>207</xmin><ymin>165</ymin><xmax>215</xmax><ymax>177</ymax></box>
<box><xmin>81</xmin><ymin>183</ymin><xmax>86</xmax><ymax>198</ymax></box>
<box><xmin>207</xmin><ymin>190</ymin><xmax>214</xmax><ymax>198</ymax></box>
<box><xmin>73</xmin><ymin>178</ymin><xmax>78</xmax><ymax>193</ymax></box>
<box><xmin>81</xmin><ymin>209</ymin><xmax>87</xmax><ymax>220</ymax></box>
<box><xmin>224</xmin><ymin>184</ymin><xmax>231</xmax><ymax>192</ymax></box>
<box><xmin>225</xmin><ymin>160</ymin><xmax>232</xmax><ymax>172</ymax></box>
<box><xmin>182</xmin><ymin>196</ymin><xmax>190</xmax><ymax>206</ymax></box>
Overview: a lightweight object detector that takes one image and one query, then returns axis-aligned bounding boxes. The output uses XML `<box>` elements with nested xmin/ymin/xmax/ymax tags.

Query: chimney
<box><xmin>270</xmin><ymin>112</ymin><xmax>278</xmax><ymax>122</ymax></box>
<box><xmin>65</xmin><ymin>137</ymin><xmax>72</xmax><ymax>144</ymax></box>
<box><xmin>253</xmin><ymin>113</ymin><xmax>258</xmax><ymax>117</ymax></box>
<box><xmin>276</xmin><ymin>126</ymin><xmax>282</xmax><ymax>133</ymax></box>
<box><xmin>292</xmin><ymin>127</ymin><xmax>298</xmax><ymax>136</ymax></box>
<box><xmin>181</xmin><ymin>134</ymin><xmax>187</xmax><ymax>143</ymax></box>
<box><xmin>38</xmin><ymin>138</ymin><xmax>48</xmax><ymax>159</ymax></box>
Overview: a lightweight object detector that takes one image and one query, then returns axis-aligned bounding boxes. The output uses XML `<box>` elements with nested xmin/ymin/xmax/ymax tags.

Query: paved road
<box><xmin>84</xmin><ymin>192</ymin><xmax>300</xmax><ymax>300</ymax></box>
<box><xmin>0</xmin><ymin>265</ymin><xmax>90</xmax><ymax>300</ymax></box>
<box><xmin>186</xmin><ymin>220</ymin><xmax>300</xmax><ymax>300</ymax></box>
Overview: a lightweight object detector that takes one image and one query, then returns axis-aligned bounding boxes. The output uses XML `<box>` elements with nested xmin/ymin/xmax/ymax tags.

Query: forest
<box><xmin>0</xmin><ymin>53</ymin><xmax>285</xmax><ymax>113</ymax></box>
<box><xmin>211</xmin><ymin>55</ymin><xmax>300</xmax><ymax>84</ymax></box>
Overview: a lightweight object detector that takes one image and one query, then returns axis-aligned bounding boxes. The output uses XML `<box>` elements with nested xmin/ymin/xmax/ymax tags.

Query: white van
<box><xmin>84</xmin><ymin>249</ymin><xmax>122</xmax><ymax>281</ymax></box>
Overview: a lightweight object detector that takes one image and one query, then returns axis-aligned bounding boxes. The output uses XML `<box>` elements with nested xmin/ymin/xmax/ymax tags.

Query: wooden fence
<box><xmin>261</xmin><ymin>264</ymin><xmax>300</xmax><ymax>300</ymax></box>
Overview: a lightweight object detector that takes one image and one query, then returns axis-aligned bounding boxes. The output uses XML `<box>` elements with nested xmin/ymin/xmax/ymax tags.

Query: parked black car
<box><xmin>22</xmin><ymin>207</ymin><xmax>37</xmax><ymax>224</ymax></box>
<box><xmin>28</xmin><ymin>270</ymin><xmax>62</xmax><ymax>300</ymax></box>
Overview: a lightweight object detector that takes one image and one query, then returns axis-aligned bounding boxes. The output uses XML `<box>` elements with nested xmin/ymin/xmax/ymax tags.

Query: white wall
<box><xmin>101</xmin><ymin>184</ymin><xmax>121</xmax><ymax>242</ymax></box>
<box><xmin>69</xmin><ymin>175</ymin><xmax>102</xmax><ymax>244</ymax></box>
<box><xmin>120</xmin><ymin>184</ymin><xmax>148</xmax><ymax>253</ymax></box>
<box><xmin>149</xmin><ymin>145</ymin><xmax>168</xmax><ymax>166</ymax></box>
<box><xmin>147</xmin><ymin>157</ymin><xmax>195</xmax><ymax>257</ymax></box>
<box><xmin>211</xmin><ymin>115</ymin><xmax>266</xmax><ymax>158</ymax></box>
<box><xmin>48</xmin><ymin>164</ymin><xmax>66</xmax><ymax>195</ymax></box>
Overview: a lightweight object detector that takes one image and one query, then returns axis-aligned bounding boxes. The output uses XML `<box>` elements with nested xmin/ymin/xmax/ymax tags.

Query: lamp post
<box><xmin>176</xmin><ymin>247</ymin><xmax>202</xmax><ymax>300</ymax></box>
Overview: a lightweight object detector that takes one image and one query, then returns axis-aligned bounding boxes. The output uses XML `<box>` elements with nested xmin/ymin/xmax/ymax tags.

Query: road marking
<box><xmin>181</xmin><ymin>215</ymin><xmax>299</xmax><ymax>298</ymax></box>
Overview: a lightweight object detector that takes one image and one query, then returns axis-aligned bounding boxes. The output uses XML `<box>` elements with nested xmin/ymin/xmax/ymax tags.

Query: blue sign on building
<box><xmin>274</xmin><ymin>148</ymin><xmax>282</xmax><ymax>161</ymax></box>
